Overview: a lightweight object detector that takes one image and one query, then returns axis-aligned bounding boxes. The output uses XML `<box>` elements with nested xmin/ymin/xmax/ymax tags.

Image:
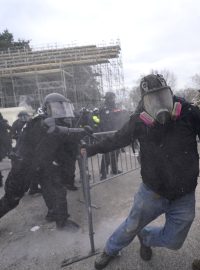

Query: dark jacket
<box><xmin>0</xmin><ymin>118</ymin><xmax>11</xmax><ymax>160</ymax></box>
<box><xmin>15</xmin><ymin>115</ymin><xmax>81</xmax><ymax>169</ymax></box>
<box><xmin>99</xmin><ymin>106</ymin><xmax>130</xmax><ymax>132</ymax></box>
<box><xmin>11</xmin><ymin>119</ymin><xmax>26</xmax><ymax>140</ymax></box>
<box><xmin>87</xmin><ymin>97</ymin><xmax>200</xmax><ymax>200</ymax></box>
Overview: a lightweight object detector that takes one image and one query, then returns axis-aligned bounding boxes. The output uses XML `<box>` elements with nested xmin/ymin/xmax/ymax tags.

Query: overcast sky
<box><xmin>1</xmin><ymin>0</ymin><xmax>200</xmax><ymax>89</ymax></box>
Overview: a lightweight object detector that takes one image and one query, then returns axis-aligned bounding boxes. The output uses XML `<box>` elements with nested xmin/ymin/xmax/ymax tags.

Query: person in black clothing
<box><xmin>0</xmin><ymin>113</ymin><xmax>12</xmax><ymax>187</ymax></box>
<box><xmin>82</xmin><ymin>74</ymin><xmax>200</xmax><ymax>269</ymax></box>
<box><xmin>11</xmin><ymin>111</ymin><xmax>30</xmax><ymax>141</ymax></box>
<box><xmin>0</xmin><ymin>93</ymin><xmax>90</xmax><ymax>231</ymax></box>
<box><xmin>99</xmin><ymin>92</ymin><xmax>129</xmax><ymax>180</ymax></box>
<box><xmin>10</xmin><ymin>110</ymin><xmax>42</xmax><ymax>195</ymax></box>
<box><xmin>78</xmin><ymin>107</ymin><xmax>91</xmax><ymax>128</ymax></box>
<box><xmin>55</xmin><ymin>115</ymin><xmax>79</xmax><ymax>191</ymax></box>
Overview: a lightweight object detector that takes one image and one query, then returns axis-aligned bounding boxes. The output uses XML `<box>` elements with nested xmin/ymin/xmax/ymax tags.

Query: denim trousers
<box><xmin>105</xmin><ymin>183</ymin><xmax>195</xmax><ymax>256</ymax></box>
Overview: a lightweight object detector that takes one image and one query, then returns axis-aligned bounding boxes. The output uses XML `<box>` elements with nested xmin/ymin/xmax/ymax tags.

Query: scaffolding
<box><xmin>0</xmin><ymin>41</ymin><xmax>124</xmax><ymax>110</ymax></box>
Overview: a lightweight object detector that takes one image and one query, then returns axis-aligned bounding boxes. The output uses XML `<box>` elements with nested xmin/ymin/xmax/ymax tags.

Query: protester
<box><xmin>82</xmin><ymin>74</ymin><xmax>200</xmax><ymax>269</ymax></box>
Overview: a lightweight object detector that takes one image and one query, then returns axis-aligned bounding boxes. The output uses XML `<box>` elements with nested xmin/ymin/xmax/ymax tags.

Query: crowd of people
<box><xmin>0</xmin><ymin>74</ymin><xmax>200</xmax><ymax>269</ymax></box>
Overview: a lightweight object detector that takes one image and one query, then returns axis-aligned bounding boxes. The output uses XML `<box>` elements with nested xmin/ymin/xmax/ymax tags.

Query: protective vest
<box><xmin>92</xmin><ymin>115</ymin><xmax>100</xmax><ymax>126</ymax></box>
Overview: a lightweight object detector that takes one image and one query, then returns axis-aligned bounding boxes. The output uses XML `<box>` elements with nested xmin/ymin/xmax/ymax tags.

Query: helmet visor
<box><xmin>46</xmin><ymin>101</ymin><xmax>75</xmax><ymax>118</ymax></box>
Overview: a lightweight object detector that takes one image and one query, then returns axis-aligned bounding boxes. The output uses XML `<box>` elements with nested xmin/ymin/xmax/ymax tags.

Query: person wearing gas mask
<box><xmin>0</xmin><ymin>93</ymin><xmax>92</xmax><ymax>231</ymax></box>
<box><xmin>81</xmin><ymin>74</ymin><xmax>200</xmax><ymax>269</ymax></box>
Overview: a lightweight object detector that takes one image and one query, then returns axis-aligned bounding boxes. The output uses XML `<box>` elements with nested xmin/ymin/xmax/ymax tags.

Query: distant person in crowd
<box><xmin>82</xmin><ymin>74</ymin><xmax>200</xmax><ymax>269</ymax></box>
<box><xmin>98</xmin><ymin>91</ymin><xmax>129</xmax><ymax>180</ymax></box>
<box><xmin>0</xmin><ymin>113</ymin><xmax>12</xmax><ymax>187</ymax></box>
<box><xmin>78</xmin><ymin>107</ymin><xmax>91</xmax><ymax>128</ymax></box>
<box><xmin>11</xmin><ymin>110</ymin><xmax>30</xmax><ymax>142</ymax></box>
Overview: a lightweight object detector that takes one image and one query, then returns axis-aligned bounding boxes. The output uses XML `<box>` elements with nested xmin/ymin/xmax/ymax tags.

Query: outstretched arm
<box><xmin>85</xmin><ymin>115</ymin><xmax>137</xmax><ymax>157</ymax></box>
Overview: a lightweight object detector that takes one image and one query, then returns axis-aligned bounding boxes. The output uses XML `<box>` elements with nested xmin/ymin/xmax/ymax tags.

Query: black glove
<box><xmin>43</xmin><ymin>118</ymin><xmax>89</xmax><ymax>138</ymax></box>
<box><xmin>43</xmin><ymin>118</ymin><xmax>56</xmax><ymax>133</ymax></box>
<box><xmin>56</xmin><ymin>126</ymin><xmax>86</xmax><ymax>136</ymax></box>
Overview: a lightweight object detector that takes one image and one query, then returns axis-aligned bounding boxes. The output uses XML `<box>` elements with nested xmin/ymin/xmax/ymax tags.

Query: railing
<box><xmin>85</xmin><ymin>131</ymin><xmax>140</xmax><ymax>185</ymax></box>
<box><xmin>62</xmin><ymin>131</ymin><xmax>140</xmax><ymax>267</ymax></box>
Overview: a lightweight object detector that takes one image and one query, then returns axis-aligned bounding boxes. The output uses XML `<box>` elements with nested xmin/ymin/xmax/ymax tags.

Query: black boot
<box><xmin>112</xmin><ymin>170</ymin><xmax>123</xmax><ymax>175</ymax></box>
<box><xmin>138</xmin><ymin>234</ymin><xmax>152</xmax><ymax>261</ymax></box>
<box><xmin>94</xmin><ymin>251</ymin><xmax>116</xmax><ymax>270</ymax></box>
<box><xmin>0</xmin><ymin>196</ymin><xmax>20</xmax><ymax>218</ymax></box>
<box><xmin>45</xmin><ymin>210</ymin><xmax>56</xmax><ymax>222</ymax></box>
<box><xmin>66</xmin><ymin>184</ymin><xmax>78</xmax><ymax>191</ymax></box>
<box><xmin>192</xmin><ymin>259</ymin><xmax>200</xmax><ymax>270</ymax></box>
<box><xmin>100</xmin><ymin>174</ymin><xmax>107</xmax><ymax>180</ymax></box>
<box><xmin>56</xmin><ymin>219</ymin><xmax>80</xmax><ymax>232</ymax></box>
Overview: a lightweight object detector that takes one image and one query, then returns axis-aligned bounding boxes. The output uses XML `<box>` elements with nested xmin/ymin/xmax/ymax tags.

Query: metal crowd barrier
<box><xmin>62</xmin><ymin>130</ymin><xmax>140</xmax><ymax>267</ymax></box>
<box><xmin>79</xmin><ymin>131</ymin><xmax>140</xmax><ymax>186</ymax></box>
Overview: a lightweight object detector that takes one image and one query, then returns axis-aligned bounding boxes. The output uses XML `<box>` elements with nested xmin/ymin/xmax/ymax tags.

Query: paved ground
<box><xmin>0</xmin><ymin>159</ymin><xmax>199</xmax><ymax>270</ymax></box>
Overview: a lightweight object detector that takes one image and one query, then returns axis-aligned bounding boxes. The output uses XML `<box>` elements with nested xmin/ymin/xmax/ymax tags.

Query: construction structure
<box><xmin>0</xmin><ymin>41</ymin><xmax>124</xmax><ymax>110</ymax></box>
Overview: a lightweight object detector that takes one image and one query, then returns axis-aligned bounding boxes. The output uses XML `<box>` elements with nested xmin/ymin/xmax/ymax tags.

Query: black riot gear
<box><xmin>104</xmin><ymin>92</ymin><xmax>116</xmax><ymax>109</ymax></box>
<box><xmin>0</xmin><ymin>92</ymin><xmax>93</xmax><ymax>230</ymax></box>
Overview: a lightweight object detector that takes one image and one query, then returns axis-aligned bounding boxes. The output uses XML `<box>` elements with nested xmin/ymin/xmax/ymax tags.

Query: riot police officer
<box><xmin>0</xmin><ymin>93</ymin><xmax>90</xmax><ymax>231</ymax></box>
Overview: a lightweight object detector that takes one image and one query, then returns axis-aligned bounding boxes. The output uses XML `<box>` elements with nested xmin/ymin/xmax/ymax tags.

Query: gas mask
<box><xmin>139</xmin><ymin>74</ymin><xmax>180</xmax><ymax>125</ymax></box>
<box><xmin>143</xmin><ymin>87</ymin><xmax>173</xmax><ymax>125</ymax></box>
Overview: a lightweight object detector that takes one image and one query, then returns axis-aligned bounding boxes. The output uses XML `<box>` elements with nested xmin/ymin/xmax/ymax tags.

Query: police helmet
<box><xmin>43</xmin><ymin>93</ymin><xmax>74</xmax><ymax>119</ymax></box>
<box><xmin>93</xmin><ymin>107</ymin><xmax>99</xmax><ymax>113</ymax></box>
<box><xmin>104</xmin><ymin>91</ymin><xmax>116</xmax><ymax>100</ymax></box>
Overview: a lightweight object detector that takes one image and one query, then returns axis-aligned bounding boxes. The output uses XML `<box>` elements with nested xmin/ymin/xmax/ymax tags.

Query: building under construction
<box><xmin>0</xmin><ymin>41</ymin><xmax>124</xmax><ymax>110</ymax></box>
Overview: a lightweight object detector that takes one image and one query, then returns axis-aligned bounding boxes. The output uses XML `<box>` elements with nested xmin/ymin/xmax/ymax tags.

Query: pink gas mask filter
<box><xmin>139</xmin><ymin>102</ymin><xmax>182</xmax><ymax>126</ymax></box>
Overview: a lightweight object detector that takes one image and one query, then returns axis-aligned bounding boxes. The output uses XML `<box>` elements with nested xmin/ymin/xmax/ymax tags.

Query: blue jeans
<box><xmin>105</xmin><ymin>183</ymin><xmax>195</xmax><ymax>256</ymax></box>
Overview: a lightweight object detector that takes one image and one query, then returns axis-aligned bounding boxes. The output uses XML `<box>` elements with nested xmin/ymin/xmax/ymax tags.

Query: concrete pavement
<box><xmin>0</xmin><ymin>160</ymin><xmax>199</xmax><ymax>270</ymax></box>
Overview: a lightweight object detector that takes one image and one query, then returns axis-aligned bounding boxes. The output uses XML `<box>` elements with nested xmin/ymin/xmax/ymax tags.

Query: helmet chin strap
<box><xmin>139</xmin><ymin>102</ymin><xmax>182</xmax><ymax>126</ymax></box>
